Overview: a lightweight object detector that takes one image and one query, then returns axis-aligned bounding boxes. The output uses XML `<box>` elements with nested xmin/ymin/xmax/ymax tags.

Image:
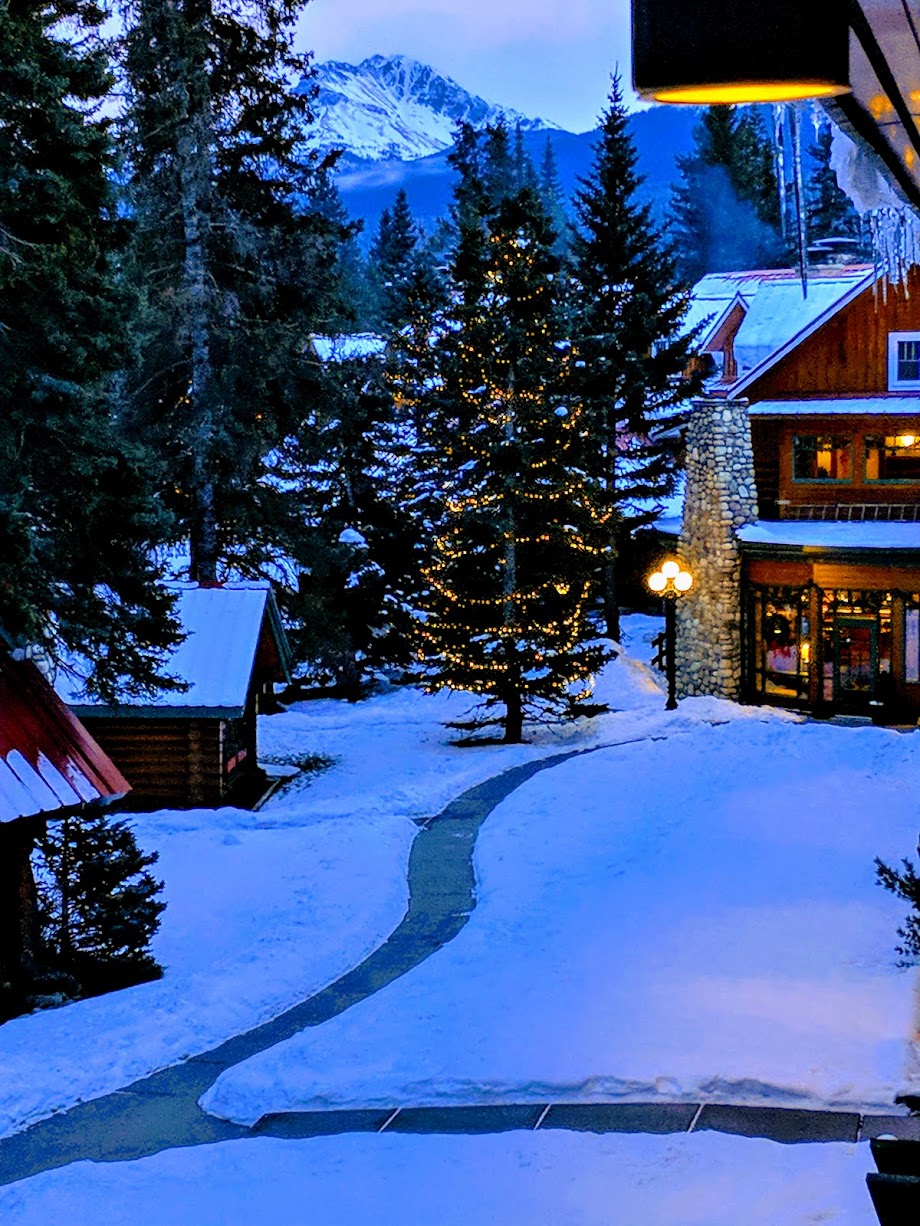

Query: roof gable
<box><xmin>0</xmin><ymin>658</ymin><xmax>129</xmax><ymax>824</ymax></box>
<box><xmin>688</xmin><ymin>266</ymin><xmax>877</xmax><ymax>395</ymax></box>
<box><xmin>58</xmin><ymin>584</ymin><xmax>292</xmax><ymax>718</ymax></box>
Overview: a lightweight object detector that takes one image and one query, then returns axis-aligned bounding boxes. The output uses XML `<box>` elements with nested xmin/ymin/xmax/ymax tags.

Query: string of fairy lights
<box><xmin>382</xmin><ymin>214</ymin><xmax>613</xmax><ymax>712</ymax></box>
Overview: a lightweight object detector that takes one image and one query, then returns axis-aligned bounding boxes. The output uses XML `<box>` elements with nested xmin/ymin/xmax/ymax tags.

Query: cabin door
<box><xmin>834</xmin><ymin>616</ymin><xmax>877</xmax><ymax>707</ymax></box>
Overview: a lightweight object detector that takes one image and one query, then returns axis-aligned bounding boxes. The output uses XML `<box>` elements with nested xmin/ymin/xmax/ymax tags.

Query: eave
<box><xmin>827</xmin><ymin>1</ymin><xmax>920</xmax><ymax>215</ymax></box>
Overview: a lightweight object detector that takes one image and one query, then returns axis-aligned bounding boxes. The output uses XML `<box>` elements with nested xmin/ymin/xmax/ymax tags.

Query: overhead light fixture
<box><xmin>632</xmin><ymin>0</ymin><xmax>851</xmax><ymax>106</ymax></box>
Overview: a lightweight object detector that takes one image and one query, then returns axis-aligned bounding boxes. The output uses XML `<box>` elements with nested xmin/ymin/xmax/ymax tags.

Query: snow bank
<box><xmin>203</xmin><ymin>718</ymin><xmax>920</xmax><ymax>1126</ymax></box>
<box><xmin>0</xmin><ymin>804</ymin><xmax>415</xmax><ymax>1140</ymax></box>
<box><xmin>0</xmin><ymin>1132</ymin><xmax>877</xmax><ymax>1225</ymax></box>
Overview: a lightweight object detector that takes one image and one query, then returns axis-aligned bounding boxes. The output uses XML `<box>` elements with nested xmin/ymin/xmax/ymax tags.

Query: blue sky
<box><xmin>296</xmin><ymin>0</ymin><xmax>634</xmax><ymax>133</ymax></box>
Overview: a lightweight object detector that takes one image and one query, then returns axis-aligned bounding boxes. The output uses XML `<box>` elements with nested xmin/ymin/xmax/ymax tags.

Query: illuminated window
<box><xmin>865</xmin><ymin>434</ymin><xmax>920</xmax><ymax>481</ymax></box>
<box><xmin>792</xmin><ymin>435</ymin><xmax>852</xmax><ymax>482</ymax></box>
<box><xmin>888</xmin><ymin>333</ymin><xmax>920</xmax><ymax>390</ymax></box>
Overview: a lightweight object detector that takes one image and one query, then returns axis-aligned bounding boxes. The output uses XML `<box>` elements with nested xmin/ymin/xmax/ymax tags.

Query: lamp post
<box><xmin>647</xmin><ymin>558</ymin><xmax>693</xmax><ymax>711</ymax></box>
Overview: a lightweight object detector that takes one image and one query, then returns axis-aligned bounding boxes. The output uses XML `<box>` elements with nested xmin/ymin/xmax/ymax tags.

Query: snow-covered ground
<box><xmin>1</xmin><ymin>616</ymin><xmax>918</xmax><ymax>1223</ymax></box>
<box><xmin>0</xmin><ymin>1132</ymin><xmax>877</xmax><ymax>1225</ymax></box>
<box><xmin>0</xmin><ymin>619</ymin><xmax>662</xmax><ymax>1141</ymax></box>
<box><xmin>202</xmin><ymin>712</ymin><xmax>920</xmax><ymax>1125</ymax></box>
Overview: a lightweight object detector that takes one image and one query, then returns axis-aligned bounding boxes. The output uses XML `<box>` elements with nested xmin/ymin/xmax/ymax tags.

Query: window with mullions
<box><xmin>888</xmin><ymin>333</ymin><xmax>920</xmax><ymax>390</ymax></box>
<box><xmin>865</xmin><ymin>434</ymin><xmax>920</xmax><ymax>482</ymax></box>
<box><xmin>750</xmin><ymin>587</ymin><xmax>811</xmax><ymax>702</ymax></box>
<box><xmin>792</xmin><ymin>435</ymin><xmax>852</xmax><ymax>482</ymax></box>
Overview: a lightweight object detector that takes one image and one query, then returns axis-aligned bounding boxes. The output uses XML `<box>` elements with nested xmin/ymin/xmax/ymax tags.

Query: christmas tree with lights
<box><xmin>414</xmin><ymin>169</ymin><xmax>610</xmax><ymax>743</ymax></box>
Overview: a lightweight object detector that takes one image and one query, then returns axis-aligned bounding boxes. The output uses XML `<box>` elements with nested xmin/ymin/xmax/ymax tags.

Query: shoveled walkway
<box><xmin>0</xmin><ymin>735</ymin><xmax>916</xmax><ymax>1189</ymax></box>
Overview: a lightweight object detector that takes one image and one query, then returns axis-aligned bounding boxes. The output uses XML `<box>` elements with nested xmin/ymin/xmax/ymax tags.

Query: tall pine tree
<box><xmin>370</xmin><ymin>188</ymin><xmax>426</xmax><ymax>330</ymax></box>
<box><xmin>413</xmin><ymin>173</ymin><xmax>610</xmax><ymax>743</ymax></box>
<box><xmin>0</xmin><ymin>0</ymin><xmax>180</xmax><ymax>696</ymax></box>
<box><xmin>669</xmin><ymin>105</ymin><xmax>784</xmax><ymax>283</ymax></box>
<box><xmin>570</xmin><ymin>75</ymin><xmax>704</xmax><ymax>641</ymax></box>
<box><xmin>119</xmin><ymin>0</ymin><xmax>342</xmax><ymax>582</ymax></box>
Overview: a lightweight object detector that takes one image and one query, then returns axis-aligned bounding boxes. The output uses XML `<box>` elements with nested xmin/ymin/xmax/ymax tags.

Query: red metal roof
<box><xmin>0</xmin><ymin>657</ymin><xmax>130</xmax><ymax>824</ymax></box>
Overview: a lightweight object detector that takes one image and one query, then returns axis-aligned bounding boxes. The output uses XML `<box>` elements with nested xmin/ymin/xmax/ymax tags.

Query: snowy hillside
<box><xmin>303</xmin><ymin>53</ymin><xmax>559</xmax><ymax>164</ymax></box>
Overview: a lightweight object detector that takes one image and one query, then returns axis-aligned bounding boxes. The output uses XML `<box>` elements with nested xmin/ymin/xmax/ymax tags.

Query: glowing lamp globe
<box><xmin>674</xmin><ymin>570</ymin><xmax>693</xmax><ymax>593</ymax></box>
<box><xmin>631</xmin><ymin>0</ymin><xmax>850</xmax><ymax>105</ymax></box>
<box><xmin>660</xmin><ymin>559</ymin><xmax>681</xmax><ymax>580</ymax></box>
<box><xmin>648</xmin><ymin>571</ymin><xmax>667</xmax><ymax>593</ymax></box>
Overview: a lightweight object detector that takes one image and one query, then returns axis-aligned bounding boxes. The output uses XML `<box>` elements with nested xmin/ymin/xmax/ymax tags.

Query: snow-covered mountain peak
<box><xmin>306</xmin><ymin>53</ymin><xmax>560</xmax><ymax>165</ymax></box>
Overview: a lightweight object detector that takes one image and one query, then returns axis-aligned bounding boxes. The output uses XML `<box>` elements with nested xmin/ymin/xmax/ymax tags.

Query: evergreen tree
<box><xmin>270</xmin><ymin>348</ymin><xmax>421</xmax><ymax>693</ymax></box>
<box><xmin>306</xmin><ymin>168</ymin><xmax>375</xmax><ymax>331</ymax></box>
<box><xmin>538</xmin><ymin>136</ymin><xmax>569</xmax><ymax>253</ymax></box>
<box><xmin>370</xmin><ymin>188</ymin><xmax>424</xmax><ymax>329</ymax></box>
<box><xmin>119</xmin><ymin>0</ymin><xmax>342</xmax><ymax>583</ymax></box>
<box><xmin>512</xmin><ymin>122</ymin><xmax>538</xmax><ymax>192</ymax></box>
<box><xmin>570</xmin><ymin>75</ymin><xmax>704</xmax><ymax>641</ymax></box>
<box><xmin>0</xmin><ymin>0</ymin><xmax>180</xmax><ymax>697</ymax></box>
<box><xmin>669</xmin><ymin>105</ymin><xmax>784</xmax><ymax>283</ymax></box>
<box><xmin>483</xmin><ymin>122</ymin><xmax>514</xmax><ymax>206</ymax></box>
<box><xmin>806</xmin><ymin>122</ymin><xmax>869</xmax><ymax>256</ymax></box>
<box><xmin>35</xmin><ymin>811</ymin><xmax>165</xmax><ymax>973</ymax></box>
<box><xmin>875</xmin><ymin>845</ymin><xmax>920</xmax><ymax>965</ymax></box>
<box><xmin>413</xmin><ymin>184</ymin><xmax>611</xmax><ymax>743</ymax></box>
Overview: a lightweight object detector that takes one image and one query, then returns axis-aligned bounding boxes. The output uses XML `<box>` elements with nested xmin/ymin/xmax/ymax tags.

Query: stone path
<box><xmin>1</xmin><ymin>735</ymin><xmax>916</xmax><ymax>1189</ymax></box>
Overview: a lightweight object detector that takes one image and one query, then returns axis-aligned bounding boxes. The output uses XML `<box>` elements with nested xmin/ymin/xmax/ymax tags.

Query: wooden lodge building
<box><xmin>58</xmin><ymin>584</ymin><xmax>292</xmax><ymax>809</ymax></box>
<box><xmin>0</xmin><ymin>655</ymin><xmax>129</xmax><ymax>994</ymax></box>
<box><xmin>673</xmin><ymin>263</ymin><xmax>920</xmax><ymax>722</ymax></box>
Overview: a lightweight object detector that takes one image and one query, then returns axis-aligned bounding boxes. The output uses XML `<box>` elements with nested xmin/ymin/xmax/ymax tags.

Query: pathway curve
<box><xmin>0</xmin><ymin>735</ymin><xmax>916</xmax><ymax>1188</ymax></box>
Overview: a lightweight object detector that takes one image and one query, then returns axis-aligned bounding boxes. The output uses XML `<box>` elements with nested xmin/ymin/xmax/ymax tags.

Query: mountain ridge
<box><xmin>305</xmin><ymin>53</ymin><xmax>561</xmax><ymax>166</ymax></box>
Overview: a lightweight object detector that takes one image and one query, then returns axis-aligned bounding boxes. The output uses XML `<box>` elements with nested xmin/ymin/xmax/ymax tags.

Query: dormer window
<box><xmin>888</xmin><ymin>333</ymin><xmax>920</xmax><ymax>390</ymax></box>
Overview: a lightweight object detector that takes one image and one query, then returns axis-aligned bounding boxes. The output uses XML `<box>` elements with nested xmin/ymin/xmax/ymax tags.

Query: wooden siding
<box><xmin>750</xmin><ymin>420</ymin><xmax>782</xmax><ymax>517</ymax></box>
<box><xmin>0</xmin><ymin>816</ymin><xmax>42</xmax><ymax>983</ymax></box>
<box><xmin>753</xmin><ymin>415</ymin><xmax>920</xmax><ymax>512</ymax></box>
<box><xmin>746</xmin><ymin>556</ymin><xmax>920</xmax><ymax>592</ymax></box>
<box><xmin>82</xmin><ymin>717</ymin><xmax>231</xmax><ymax>808</ymax></box>
<box><xmin>746</xmin><ymin>267</ymin><xmax>920</xmax><ymax>400</ymax></box>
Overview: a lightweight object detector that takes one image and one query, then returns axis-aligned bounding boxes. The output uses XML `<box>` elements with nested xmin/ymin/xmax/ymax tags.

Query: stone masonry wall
<box><xmin>676</xmin><ymin>398</ymin><xmax>758</xmax><ymax>700</ymax></box>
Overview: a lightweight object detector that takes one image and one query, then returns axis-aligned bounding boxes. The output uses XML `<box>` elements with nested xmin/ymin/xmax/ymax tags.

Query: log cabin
<box><xmin>674</xmin><ymin>263</ymin><xmax>920</xmax><ymax>721</ymax></box>
<box><xmin>0</xmin><ymin>656</ymin><xmax>129</xmax><ymax>995</ymax></box>
<box><xmin>58</xmin><ymin>583</ymin><xmax>292</xmax><ymax>809</ymax></box>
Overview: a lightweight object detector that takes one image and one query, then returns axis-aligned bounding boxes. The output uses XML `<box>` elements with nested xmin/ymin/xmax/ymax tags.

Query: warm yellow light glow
<box><xmin>661</xmin><ymin>559</ymin><xmax>681</xmax><ymax>579</ymax></box>
<box><xmin>674</xmin><ymin>571</ymin><xmax>693</xmax><ymax>593</ymax></box>
<box><xmin>648</xmin><ymin>572</ymin><xmax>667</xmax><ymax>593</ymax></box>
<box><xmin>651</xmin><ymin>82</ymin><xmax>848</xmax><ymax>106</ymax></box>
<box><xmin>870</xmin><ymin>93</ymin><xmax>895</xmax><ymax>120</ymax></box>
<box><xmin>801</xmin><ymin>641</ymin><xmax>811</xmax><ymax>665</ymax></box>
<box><xmin>896</xmin><ymin>435</ymin><xmax>917</xmax><ymax>448</ymax></box>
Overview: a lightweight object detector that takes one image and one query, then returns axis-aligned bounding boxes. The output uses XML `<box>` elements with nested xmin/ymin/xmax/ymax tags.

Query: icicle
<box><xmin>868</xmin><ymin>208</ymin><xmax>920</xmax><ymax>294</ymax></box>
<box><xmin>773</xmin><ymin>104</ymin><xmax>788</xmax><ymax>244</ymax></box>
<box><xmin>790</xmin><ymin>104</ymin><xmax>808</xmax><ymax>298</ymax></box>
<box><xmin>829</xmin><ymin>126</ymin><xmax>920</xmax><ymax>290</ymax></box>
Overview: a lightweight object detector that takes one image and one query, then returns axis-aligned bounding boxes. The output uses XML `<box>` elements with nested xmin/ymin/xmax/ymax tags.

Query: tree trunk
<box><xmin>602</xmin><ymin>554</ymin><xmax>620</xmax><ymax>643</ymax></box>
<box><xmin>503</xmin><ymin>686</ymin><xmax>523</xmax><ymax>743</ymax></box>
<box><xmin>178</xmin><ymin>104</ymin><xmax>218</xmax><ymax>583</ymax></box>
<box><xmin>602</xmin><ymin>436</ymin><xmax>620</xmax><ymax>642</ymax></box>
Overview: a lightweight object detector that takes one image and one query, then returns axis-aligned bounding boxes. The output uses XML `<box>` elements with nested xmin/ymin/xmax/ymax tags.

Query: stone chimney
<box><xmin>676</xmin><ymin>398</ymin><xmax>759</xmax><ymax>700</ymax></box>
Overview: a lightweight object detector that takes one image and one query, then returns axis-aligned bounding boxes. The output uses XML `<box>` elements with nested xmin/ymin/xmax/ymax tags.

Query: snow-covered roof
<box><xmin>749</xmin><ymin>397</ymin><xmax>920</xmax><ymax>416</ymax></box>
<box><xmin>682</xmin><ymin>289</ymin><xmax>746</xmax><ymax>351</ymax></box>
<box><xmin>311</xmin><ymin>334</ymin><xmax>387</xmax><ymax>363</ymax></box>
<box><xmin>688</xmin><ymin>266</ymin><xmax>876</xmax><ymax>393</ymax></box>
<box><xmin>58</xmin><ymin>584</ymin><xmax>291</xmax><ymax>718</ymax></box>
<box><xmin>737</xmin><ymin>521</ymin><xmax>920</xmax><ymax>551</ymax></box>
<box><xmin>0</xmin><ymin>657</ymin><xmax>129</xmax><ymax>824</ymax></box>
